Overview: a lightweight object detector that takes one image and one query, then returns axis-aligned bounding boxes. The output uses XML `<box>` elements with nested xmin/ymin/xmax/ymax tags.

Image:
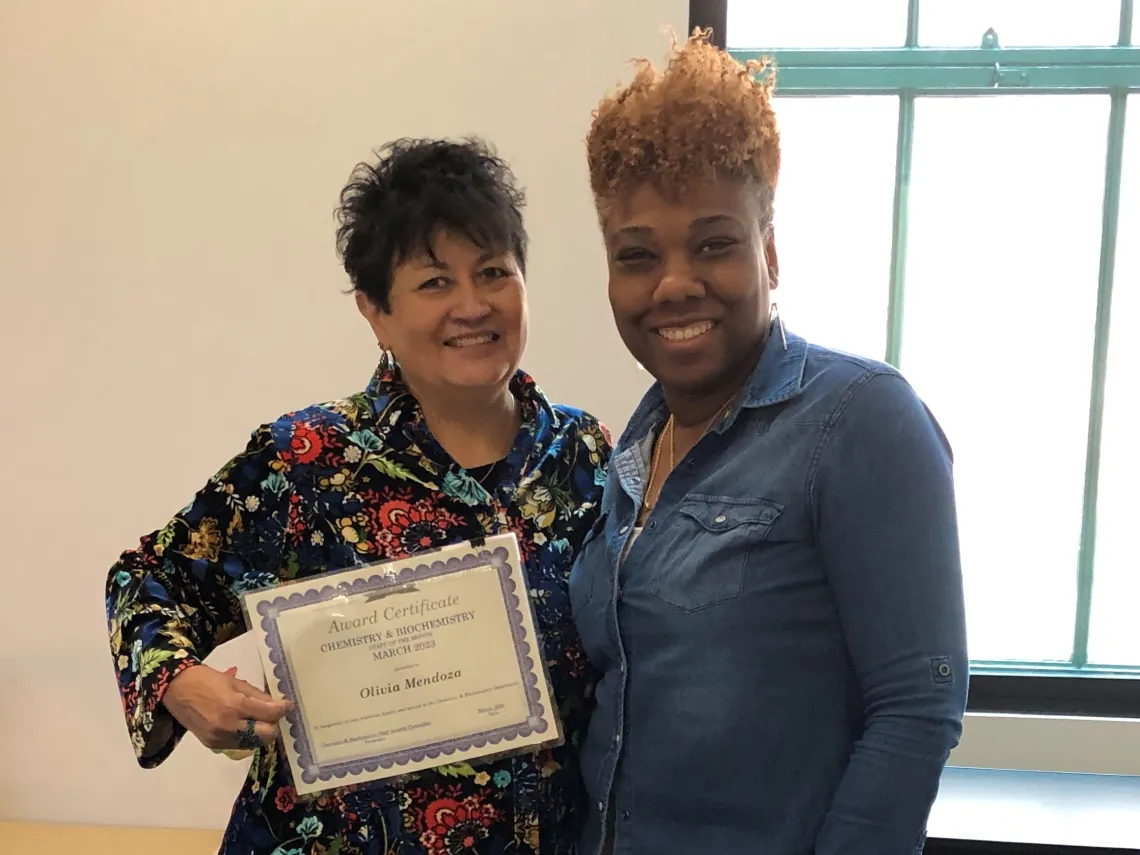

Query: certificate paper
<box><xmin>241</xmin><ymin>533</ymin><xmax>560</xmax><ymax>794</ymax></box>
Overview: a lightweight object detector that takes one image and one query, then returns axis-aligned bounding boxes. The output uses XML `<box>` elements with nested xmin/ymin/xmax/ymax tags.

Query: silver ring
<box><xmin>235</xmin><ymin>718</ymin><xmax>259</xmax><ymax>750</ymax></box>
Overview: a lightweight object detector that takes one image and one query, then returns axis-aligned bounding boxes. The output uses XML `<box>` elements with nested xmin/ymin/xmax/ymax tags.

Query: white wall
<box><xmin>2</xmin><ymin>0</ymin><xmax>1136</xmax><ymax>834</ymax></box>
<box><xmin>0</xmin><ymin>0</ymin><xmax>686</xmax><ymax>829</ymax></box>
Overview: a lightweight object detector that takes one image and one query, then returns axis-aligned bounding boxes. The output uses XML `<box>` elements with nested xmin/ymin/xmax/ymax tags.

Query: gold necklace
<box><xmin>473</xmin><ymin>460</ymin><xmax>499</xmax><ymax>486</ymax></box>
<box><xmin>641</xmin><ymin>394</ymin><xmax>738</xmax><ymax>516</ymax></box>
<box><xmin>468</xmin><ymin>400</ymin><xmax>523</xmax><ymax>488</ymax></box>
<box><xmin>641</xmin><ymin>416</ymin><xmax>673</xmax><ymax>516</ymax></box>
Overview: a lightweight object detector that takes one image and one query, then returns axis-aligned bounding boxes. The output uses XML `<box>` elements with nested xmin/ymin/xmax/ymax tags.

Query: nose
<box><xmin>652</xmin><ymin>254</ymin><xmax>705</xmax><ymax>305</ymax></box>
<box><xmin>450</xmin><ymin>276</ymin><xmax>493</xmax><ymax>324</ymax></box>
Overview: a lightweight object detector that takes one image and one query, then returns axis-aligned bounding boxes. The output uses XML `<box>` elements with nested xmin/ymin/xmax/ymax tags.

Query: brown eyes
<box><xmin>416</xmin><ymin>266</ymin><xmax>511</xmax><ymax>292</ymax></box>
<box><xmin>614</xmin><ymin>248</ymin><xmax>656</xmax><ymax>264</ymax></box>
<box><xmin>698</xmin><ymin>237</ymin><xmax>738</xmax><ymax>254</ymax></box>
<box><xmin>613</xmin><ymin>237</ymin><xmax>739</xmax><ymax>267</ymax></box>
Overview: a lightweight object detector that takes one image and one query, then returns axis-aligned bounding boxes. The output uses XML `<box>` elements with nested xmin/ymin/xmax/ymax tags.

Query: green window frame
<box><xmin>692</xmin><ymin>0</ymin><xmax>1140</xmax><ymax>715</ymax></box>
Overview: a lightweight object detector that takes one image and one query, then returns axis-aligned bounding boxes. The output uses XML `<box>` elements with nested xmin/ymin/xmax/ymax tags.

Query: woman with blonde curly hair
<box><xmin>569</xmin><ymin>30</ymin><xmax>968</xmax><ymax>854</ymax></box>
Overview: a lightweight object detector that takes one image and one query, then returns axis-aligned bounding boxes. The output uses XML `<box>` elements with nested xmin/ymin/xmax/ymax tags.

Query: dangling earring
<box><xmin>376</xmin><ymin>342</ymin><xmax>395</xmax><ymax>374</ymax></box>
<box><xmin>769</xmin><ymin>302</ymin><xmax>788</xmax><ymax>352</ymax></box>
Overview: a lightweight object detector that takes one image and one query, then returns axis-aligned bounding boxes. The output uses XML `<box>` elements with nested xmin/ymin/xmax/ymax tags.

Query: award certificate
<box><xmin>241</xmin><ymin>533</ymin><xmax>560</xmax><ymax>794</ymax></box>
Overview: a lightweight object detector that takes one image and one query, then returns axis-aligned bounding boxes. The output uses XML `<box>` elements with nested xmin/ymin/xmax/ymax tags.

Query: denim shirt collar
<box><xmin>618</xmin><ymin>323</ymin><xmax>810</xmax><ymax>451</ymax></box>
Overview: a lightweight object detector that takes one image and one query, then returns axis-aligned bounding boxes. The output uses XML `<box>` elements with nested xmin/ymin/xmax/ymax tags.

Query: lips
<box><xmin>444</xmin><ymin>332</ymin><xmax>500</xmax><ymax>348</ymax></box>
<box><xmin>654</xmin><ymin>320</ymin><xmax>717</xmax><ymax>341</ymax></box>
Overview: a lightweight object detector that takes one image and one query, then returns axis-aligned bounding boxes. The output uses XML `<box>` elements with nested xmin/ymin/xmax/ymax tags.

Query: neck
<box><xmin>663</xmin><ymin>330</ymin><xmax>769</xmax><ymax>430</ymax></box>
<box><xmin>413</xmin><ymin>382</ymin><xmax>520</xmax><ymax>469</ymax></box>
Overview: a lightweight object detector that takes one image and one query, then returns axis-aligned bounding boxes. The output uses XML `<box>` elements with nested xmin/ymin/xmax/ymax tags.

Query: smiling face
<box><xmin>603</xmin><ymin>180</ymin><xmax>778</xmax><ymax>402</ymax></box>
<box><xmin>357</xmin><ymin>229</ymin><xmax>528</xmax><ymax>397</ymax></box>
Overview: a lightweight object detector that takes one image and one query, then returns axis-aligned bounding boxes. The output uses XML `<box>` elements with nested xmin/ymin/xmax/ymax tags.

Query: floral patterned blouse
<box><xmin>105</xmin><ymin>364</ymin><xmax>612</xmax><ymax>855</ymax></box>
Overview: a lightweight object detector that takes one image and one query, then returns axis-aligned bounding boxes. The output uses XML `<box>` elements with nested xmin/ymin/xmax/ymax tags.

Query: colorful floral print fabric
<box><xmin>105</xmin><ymin>364</ymin><xmax>611</xmax><ymax>855</ymax></box>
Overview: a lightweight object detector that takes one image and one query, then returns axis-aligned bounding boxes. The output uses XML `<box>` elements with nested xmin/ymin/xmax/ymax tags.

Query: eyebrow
<box><xmin>613</xmin><ymin>214</ymin><xmax>740</xmax><ymax>240</ymax></box>
<box><xmin>692</xmin><ymin>214</ymin><xmax>737</xmax><ymax>229</ymax></box>
<box><xmin>414</xmin><ymin>250</ymin><xmax>503</xmax><ymax>271</ymax></box>
<box><xmin>614</xmin><ymin>225</ymin><xmax>654</xmax><ymax>239</ymax></box>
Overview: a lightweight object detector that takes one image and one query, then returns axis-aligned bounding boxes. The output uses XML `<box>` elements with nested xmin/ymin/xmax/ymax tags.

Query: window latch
<box><xmin>980</xmin><ymin>26</ymin><xmax>1028</xmax><ymax>87</ymax></box>
<box><xmin>991</xmin><ymin>62</ymin><xmax>1029</xmax><ymax>87</ymax></box>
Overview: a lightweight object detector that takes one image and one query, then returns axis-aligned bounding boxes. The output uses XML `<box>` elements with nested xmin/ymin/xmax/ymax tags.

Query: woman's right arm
<box><xmin>106</xmin><ymin>424</ymin><xmax>295</xmax><ymax>767</ymax></box>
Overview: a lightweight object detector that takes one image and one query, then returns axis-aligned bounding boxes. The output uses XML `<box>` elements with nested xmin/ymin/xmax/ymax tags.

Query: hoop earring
<box><xmin>769</xmin><ymin>302</ymin><xmax>788</xmax><ymax>352</ymax></box>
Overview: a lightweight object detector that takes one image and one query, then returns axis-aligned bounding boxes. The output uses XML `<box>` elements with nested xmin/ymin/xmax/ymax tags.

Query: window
<box><xmin>693</xmin><ymin>0</ymin><xmax>1140</xmax><ymax>715</ymax></box>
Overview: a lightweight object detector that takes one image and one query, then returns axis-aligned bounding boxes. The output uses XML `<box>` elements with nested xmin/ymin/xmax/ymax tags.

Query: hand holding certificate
<box><xmin>241</xmin><ymin>533</ymin><xmax>560</xmax><ymax>794</ymax></box>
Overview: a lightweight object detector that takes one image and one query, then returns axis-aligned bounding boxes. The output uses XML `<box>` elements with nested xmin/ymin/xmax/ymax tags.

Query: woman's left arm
<box><xmin>812</xmin><ymin>370</ymin><xmax>969</xmax><ymax>855</ymax></box>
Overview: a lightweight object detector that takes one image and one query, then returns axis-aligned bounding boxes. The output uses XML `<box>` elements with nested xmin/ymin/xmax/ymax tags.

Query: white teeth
<box><xmin>658</xmin><ymin>321</ymin><xmax>714</xmax><ymax>341</ymax></box>
<box><xmin>447</xmin><ymin>333</ymin><xmax>496</xmax><ymax>347</ymax></box>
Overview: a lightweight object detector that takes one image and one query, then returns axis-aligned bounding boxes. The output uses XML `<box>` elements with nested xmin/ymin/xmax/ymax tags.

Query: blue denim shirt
<box><xmin>569</xmin><ymin>330</ymin><xmax>969</xmax><ymax>855</ymax></box>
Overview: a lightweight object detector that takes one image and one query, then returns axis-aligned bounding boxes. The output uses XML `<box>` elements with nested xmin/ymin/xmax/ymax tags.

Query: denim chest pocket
<box><xmin>568</xmin><ymin>513</ymin><xmax>608</xmax><ymax>611</ymax></box>
<box><xmin>649</xmin><ymin>495</ymin><xmax>783</xmax><ymax>612</ymax></box>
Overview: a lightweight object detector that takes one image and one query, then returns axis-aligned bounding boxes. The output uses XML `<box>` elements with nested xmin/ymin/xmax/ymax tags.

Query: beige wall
<box><xmin>0</xmin><ymin>0</ymin><xmax>686</xmax><ymax>828</ymax></box>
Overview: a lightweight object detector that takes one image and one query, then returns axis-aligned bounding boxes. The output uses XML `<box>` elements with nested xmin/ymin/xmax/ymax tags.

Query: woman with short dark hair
<box><xmin>107</xmin><ymin>136</ymin><xmax>611</xmax><ymax>855</ymax></box>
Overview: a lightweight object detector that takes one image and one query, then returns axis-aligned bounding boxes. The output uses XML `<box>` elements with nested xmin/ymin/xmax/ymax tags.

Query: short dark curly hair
<box><xmin>586</xmin><ymin>29</ymin><xmax>780</xmax><ymax>232</ymax></box>
<box><xmin>335</xmin><ymin>137</ymin><xmax>528</xmax><ymax>311</ymax></box>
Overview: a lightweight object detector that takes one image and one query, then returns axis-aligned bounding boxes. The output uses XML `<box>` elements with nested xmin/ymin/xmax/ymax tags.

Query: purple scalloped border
<box><xmin>254</xmin><ymin>546</ymin><xmax>548</xmax><ymax>786</ymax></box>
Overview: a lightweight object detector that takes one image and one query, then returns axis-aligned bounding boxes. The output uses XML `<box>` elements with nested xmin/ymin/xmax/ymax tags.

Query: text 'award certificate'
<box><xmin>241</xmin><ymin>533</ymin><xmax>560</xmax><ymax>794</ymax></box>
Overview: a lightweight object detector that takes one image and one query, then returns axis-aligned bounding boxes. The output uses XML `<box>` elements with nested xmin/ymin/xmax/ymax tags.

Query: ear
<box><xmin>355</xmin><ymin>290</ymin><xmax>390</xmax><ymax>344</ymax></box>
<box><xmin>764</xmin><ymin>229</ymin><xmax>779</xmax><ymax>290</ymax></box>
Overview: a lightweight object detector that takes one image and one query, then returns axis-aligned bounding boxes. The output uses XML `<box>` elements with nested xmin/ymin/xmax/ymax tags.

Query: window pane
<box><xmin>902</xmin><ymin>95</ymin><xmax>1110</xmax><ymax>663</ymax></box>
<box><xmin>727</xmin><ymin>0</ymin><xmax>909</xmax><ymax>48</ymax></box>
<box><xmin>1088</xmin><ymin>100</ymin><xmax>1140</xmax><ymax>666</ymax></box>
<box><xmin>771</xmin><ymin>96</ymin><xmax>897</xmax><ymax>359</ymax></box>
<box><xmin>920</xmin><ymin>0</ymin><xmax>1122</xmax><ymax>47</ymax></box>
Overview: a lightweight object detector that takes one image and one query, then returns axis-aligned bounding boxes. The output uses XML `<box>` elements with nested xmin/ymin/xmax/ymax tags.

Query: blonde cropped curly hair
<box><xmin>586</xmin><ymin>28</ymin><xmax>781</xmax><ymax>232</ymax></box>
